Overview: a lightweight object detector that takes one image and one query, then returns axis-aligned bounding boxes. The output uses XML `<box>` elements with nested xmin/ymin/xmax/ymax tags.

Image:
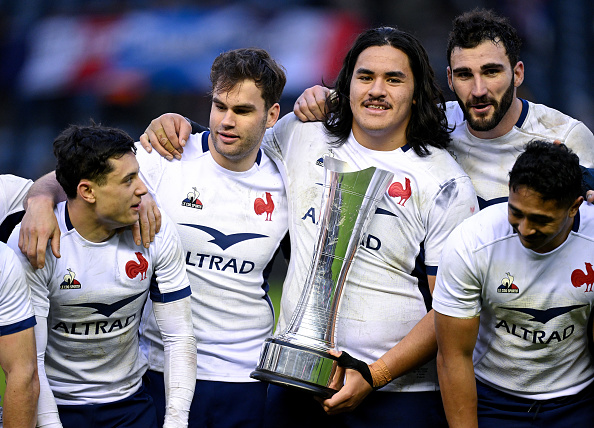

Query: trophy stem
<box><xmin>251</xmin><ymin>157</ymin><xmax>393</xmax><ymax>395</ymax></box>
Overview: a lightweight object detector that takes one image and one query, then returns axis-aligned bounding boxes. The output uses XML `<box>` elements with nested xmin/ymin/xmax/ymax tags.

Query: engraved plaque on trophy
<box><xmin>250</xmin><ymin>157</ymin><xmax>393</xmax><ymax>397</ymax></box>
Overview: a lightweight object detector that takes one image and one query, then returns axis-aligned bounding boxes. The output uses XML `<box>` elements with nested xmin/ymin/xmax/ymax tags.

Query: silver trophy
<box><xmin>251</xmin><ymin>157</ymin><xmax>393</xmax><ymax>397</ymax></box>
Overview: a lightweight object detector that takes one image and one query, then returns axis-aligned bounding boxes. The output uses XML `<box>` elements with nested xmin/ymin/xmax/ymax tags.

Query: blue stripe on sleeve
<box><xmin>0</xmin><ymin>315</ymin><xmax>36</xmax><ymax>336</ymax></box>
<box><xmin>150</xmin><ymin>285</ymin><xmax>192</xmax><ymax>303</ymax></box>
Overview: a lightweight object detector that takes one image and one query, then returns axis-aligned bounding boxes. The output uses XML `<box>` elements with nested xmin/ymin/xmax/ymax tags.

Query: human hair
<box><xmin>324</xmin><ymin>26</ymin><xmax>451</xmax><ymax>156</ymax></box>
<box><xmin>509</xmin><ymin>141</ymin><xmax>583</xmax><ymax>208</ymax></box>
<box><xmin>447</xmin><ymin>8</ymin><xmax>522</xmax><ymax>67</ymax></box>
<box><xmin>209</xmin><ymin>48</ymin><xmax>287</xmax><ymax>110</ymax></box>
<box><xmin>53</xmin><ymin>122</ymin><xmax>136</xmax><ymax>199</ymax></box>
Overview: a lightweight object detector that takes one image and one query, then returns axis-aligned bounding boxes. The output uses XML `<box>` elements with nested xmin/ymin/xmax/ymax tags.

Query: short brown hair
<box><xmin>210</xmin><ymin>48</ymin><xmax>286</xmax><ymax>109</ymax></box>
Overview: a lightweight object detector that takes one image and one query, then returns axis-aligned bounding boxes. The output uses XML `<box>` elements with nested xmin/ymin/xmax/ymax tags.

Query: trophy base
<box><xmin>250</xmin><ymin>338</ymin><xmax>338</xmax><ymax>398</ymax></box>
<box><xmin>250</xmin><ymin>369</ymin><xmax>337</xmax><ymax>398</ymax></box>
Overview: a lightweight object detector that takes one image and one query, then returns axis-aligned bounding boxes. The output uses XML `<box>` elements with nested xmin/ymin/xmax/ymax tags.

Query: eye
<box><xmin>455</xmin><ymin>72</ymin><xmax>472</xmax><ymax>80</ymax></box>
<box><xmin>358</xmin><ymin>75</ymin><xmax>372</xmax><ymax>81</ymax></box>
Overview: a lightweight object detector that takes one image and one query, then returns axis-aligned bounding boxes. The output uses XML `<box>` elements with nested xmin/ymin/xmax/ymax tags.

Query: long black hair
<box><xmin>324</xmin><ymin>26</ymin><xmax>451</xmax><ymax>156</ymax></box>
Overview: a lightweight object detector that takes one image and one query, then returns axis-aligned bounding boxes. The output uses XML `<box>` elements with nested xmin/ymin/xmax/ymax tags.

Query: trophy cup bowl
<box><xmin>250</xmin><ymin>157</ymin><xmax>393</xmax><ymax>397</ymax></box>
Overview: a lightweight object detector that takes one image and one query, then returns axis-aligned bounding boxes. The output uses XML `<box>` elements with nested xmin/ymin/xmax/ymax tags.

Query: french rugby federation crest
<box><xmin>182</xmin><ymin>187</ymin><xmax>203</xmax><ymax>209</ymax></box>
<box><xmin>497</xmin><ymin>272</ymin><xmax>519</xmax><ymax>293</ymax></box>
<box><xmin>60</xmin><ymin>268</ymin><xmax>81</xmax><ymax>289</ymax></box>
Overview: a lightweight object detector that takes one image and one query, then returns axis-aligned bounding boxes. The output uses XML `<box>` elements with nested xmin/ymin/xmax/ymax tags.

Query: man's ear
<box><xmin>446</xmin><ymin>66</ymin><xmax>454</xmax><ymax>92</ymax></box>
<box><xmin>266</xmin><ymin>103</ymin><xmax>281</xmax><ymax>128</ymax></box>
<box><xmin>77</xmin><ymin>180</ymin><xmax>96</xmax><ymax>203</ymax></box>
<box><xmin>568</xmin><ymin>196</ymin><xmax>584</xmax><ymax>218</ymax></box>
<box><xmin>513</xmin><ymin>61</ymin><xmax>524</xmax><ymax>88</ymax></box>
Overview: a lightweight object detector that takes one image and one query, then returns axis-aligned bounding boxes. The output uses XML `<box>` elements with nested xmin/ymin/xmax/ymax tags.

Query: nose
<box><xmin>368</xmin><ymin>79</ymin><xmax>387</xmax><ymax>98</ymax></box>
<box><xmin>470</xmin><ymin>76</ymin><xmax>487</xmax><ymax>98</ymax></box>
<box><xmin>517</xmin><ymin>219</ymin><xmax>535</xmax><ymax>237</ymax></box>
<box><xmin>221</xmin><ymin>110</ymin><xmax>236</xmax><ymax>127</ymax></box>
<box><xmin>137</xmin><ymin>179</ymin><xmax>148</xmax><ymax>197</ymax></box>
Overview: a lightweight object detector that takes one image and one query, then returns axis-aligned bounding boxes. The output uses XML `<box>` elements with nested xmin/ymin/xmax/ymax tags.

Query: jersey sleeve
<box><xmin>262</xmin><ymin>113</ymin><xmax>303</xmax><ymax>161</ymax></box>
<box><xmin>0</xmin><ymin>242</ymin><xmax>36</xmax><ymax>335</ymax></box>
<box><xmin>564</xmin><ymin>122</ymin><xmax>594</xmax><ymax>168</ymax></box>
<box><xmin>432</xmin><ymin>221</ymin><xmax>482</xmax><ymax>318</ymax></box>
<box><xmin>7</xmin><ymin>225</ymin><xmax>54</xmax><ymax>318</ymax></box>
<box><xmin>135</xmin><ymin>141</ymin><xmax>165</xmax><ymax>197</ymax></box>
<box><xmin>148</xmin><ymin>212</ymin><xmax>191</xmax><ymax>303</ymax></box>
<box><xmin>0</xmin><ymin>175</ymin><xmax>32</xmax><ymax>220</ymax></box>
<box><xmin>423</xmin><ymin>175</ymin><xmax>479</xmax><ymax>271</ymax></box>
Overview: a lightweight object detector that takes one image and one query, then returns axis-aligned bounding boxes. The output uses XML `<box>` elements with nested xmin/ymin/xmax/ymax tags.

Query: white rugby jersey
<box><xmin>0</xmin><ymin>174</ymin><xmax>31</xmax><ymax>222</ymax></box>
<box><xmin>446</xmin><ymin>100</ymin><xmax>594</xmax><ymax>208</ymax></box>
<box><xmin>137</xmin><ymin>132</ymin><xmax>288</xmax><ymax>382</ymax></box>
<box><xmin>0</xmin><ymin>174</ymin><xmax>32</xmax><ymax>241</ymax></box>
<box><xmin>433</xmin><ymin>203</ymin><xmax>594</xmax><ymax>399</ymax></box>
<box><xmin>264</xmin><ymin>114</ymin><xmax>478</xmax><ymax>392</ymax></box>
<box><xmin>8</xmin><ymin>202</ymin><xmax>191</xmax><ymax>405</ymax></box>
<box><xmin>0</xmin><ymin>242</ymin><xmax>35</xmax><ymax>335</ymax></box>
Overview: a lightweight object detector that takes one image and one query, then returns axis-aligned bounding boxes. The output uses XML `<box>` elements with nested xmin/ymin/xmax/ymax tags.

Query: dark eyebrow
<box><xmin>355</xmin><ymin>67</ymin><xmax>375</xmax><ymax>75</ymax></box>
<box><xmin>354</xmin><ymin>68</ymin><xmax>407</xmax><ymax>79</ymax></box>
<box><xmin>212</xmin><ymin>96</ymin><xmax>256</xmax><ymax>111</ymax></box>
<box><xmin>480</xmin><ymin>63</ymin><xmax>505</xmax><ymax>71</ymax></box>
<box><xmin>122</xmin><ymin>171</ymin><xmax>137</xmax><ymax>183</ymax></box>
<box><xmin>508</xmin><ymin>203</ymin><xmax>554</xmax><ymax>222</ymax></box>
<box><xmin>451</xmin><ymin>66</ymin><xmax>471</xmax><ymax>74</ymax></box>
<box><xmin>452</xmin><ymin>63</ymin><xmax>505</xmax><ymax>74</ymax></box>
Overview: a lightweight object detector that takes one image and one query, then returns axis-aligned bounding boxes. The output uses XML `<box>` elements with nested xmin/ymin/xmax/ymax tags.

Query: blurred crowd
<box><xmin>0</xmin><ymin>0</ymin><xmax>592</xmax><ymax>179</ymax></box>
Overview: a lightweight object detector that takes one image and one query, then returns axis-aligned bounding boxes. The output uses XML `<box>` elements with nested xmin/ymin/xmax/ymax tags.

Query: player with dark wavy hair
<box><xmin>325</xmin><ymin>26</ymin><xmax>451</xmax><ymax>157</ymax></box>
<box><xmin>435</xmin><ymin>141</ymin><xmax>594</xmax><ymax>427</ymax></box>
<box><xmin>446</xmin><ymin>8</ymin><xmax>522</xmax><ymax>70</ymax></box>
<box><xmin>53</xmin><ymin>123</ymin><xmax>137</xmax><ymax>199</ymax></box>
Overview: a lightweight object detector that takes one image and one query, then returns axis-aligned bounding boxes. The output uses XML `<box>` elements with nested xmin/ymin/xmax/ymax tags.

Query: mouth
<box><xmin>468</xmin><ymin>99</ymin><xmax>495</xmax><ymax>114</ymax></box>
<box><xmin>363</xmin><ymin>100</ymin><xmax>390</xmax><ymax>111</ymax></box>
<box><xmin>131</xmin><ymin>201</ymin><xmax>141</xmax><ymax>211</ymax></box>
<box><xmin>217</xmin><ymin>131</ymin><xmax>240</xmax><ymax>143</ymax></box>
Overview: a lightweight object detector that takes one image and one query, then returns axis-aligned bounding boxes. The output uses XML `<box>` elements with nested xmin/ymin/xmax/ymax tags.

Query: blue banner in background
<box><xmin>18</xmin><ymin>5</ymin><xmax>366</xmax><ymax>100</ymax></box>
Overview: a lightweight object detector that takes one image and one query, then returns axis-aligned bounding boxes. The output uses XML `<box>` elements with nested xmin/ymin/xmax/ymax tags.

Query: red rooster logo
<box><xmin>126</xmin><ymin>252</ymin><xmax>149</xmax><ymax>280</ymax></box>
<box><xmin>388</xmin><ymin>177</ymin><xmax>411</xmax><ymax>206</ymax></box>
<box><xmin>254</xmin><ymin>192</ymin><xmax>275</xmax><ymax>221</ymax></box>
<box><xmin>571</xmin><ymin>262</ymin><xmax>594</xmax><ymax>292</ymax></box>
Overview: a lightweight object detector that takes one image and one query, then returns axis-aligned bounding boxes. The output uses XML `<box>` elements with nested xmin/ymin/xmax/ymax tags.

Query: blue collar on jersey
<box><xmin>515</xmin><ymin>98</ymin><xmax>529</xmax><ymax>128</ymax></box>
<box><xmin>401</xmin><ymin>143</ymin><xmax>412</xmax><ymax>152</ymax></box>
<box><xmin>572</xmin><ymin>210</ymin><xmax>581</xmax><ymax>232</ymax></box>
<box><xmin>65</xmin><ymin>203</ymin><xmax>74</xmax><ymax>231</ymax></box>
<box><xmin>201</xmin><ymin>131</ymin><xmax>262</xmax><ymax>165</ymax></box>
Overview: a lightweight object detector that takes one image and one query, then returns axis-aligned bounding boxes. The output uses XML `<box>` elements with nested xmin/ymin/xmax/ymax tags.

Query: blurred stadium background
<box><xmin>0</xmin><ymin>0</ymin><xmax>592</xmax><ymax>408</ymax></box>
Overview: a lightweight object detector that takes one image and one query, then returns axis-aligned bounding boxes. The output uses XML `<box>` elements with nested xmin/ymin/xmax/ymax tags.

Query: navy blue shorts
<box><xmin>57</xmin><ymin>382</ymin><xmax>158</xmax><ymax>428</ymax></box>
<box><xmin>143</xmin><ymin>369</ymin><xmax>268</xmax><ymax>428</ymax></box>
<box><xmin>477</xmin><ymin>379</ymin><xmax>594</xmax><ymax>427</ymax></box>
<box><xmin>263</xmin><ymin>384</ymin><xmax>447</xmax><ymax>428</ymax></box>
